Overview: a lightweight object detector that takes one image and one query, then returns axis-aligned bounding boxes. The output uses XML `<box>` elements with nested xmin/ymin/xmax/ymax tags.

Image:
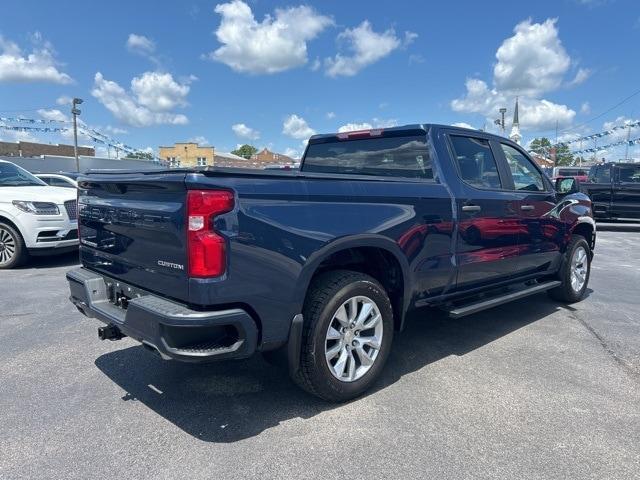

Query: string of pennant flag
<box><xmin>569</xmin><ymin>136</ymin><xmax>640</xmax><ymax>155</ymax></box>
<box><xmin>0</xmin><ymin>117</ymin><xmax>156</xmax><ymax>159</ymax></box>
<box><xmin>557</xmin><ymin>120</ymin><xmax>640</xmax><ymax>147</ymax></box>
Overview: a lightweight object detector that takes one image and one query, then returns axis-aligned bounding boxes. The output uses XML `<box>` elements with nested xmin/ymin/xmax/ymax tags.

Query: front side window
<box><xmin>501</xmin><ymin>144</ymin><xmax>545</xmax><ymax>192</ymax></box>
<box><xmin>619</xmin><ymin>165</ymin><xmax>640</xmax><ymax>183</ymax></box>
<box><xmin>304</xmin><ymin>135</ymin><xmax>433</xmax><ymax>179</ymax></box>
<box><xmin>588</xmin><ymin>165</ymin><xmax>611</xmax><ymax>183</ymax></box>
<box><xmin>449</xmin><ymin>136</ymin><xmax>502</xmax><ymax>189</ymax></box>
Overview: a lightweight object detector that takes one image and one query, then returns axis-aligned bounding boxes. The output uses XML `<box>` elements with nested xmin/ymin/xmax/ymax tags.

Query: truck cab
<box><xmin>584</xmin><ymin>163</ymin><xmax>640</xmax><ymax>220</ymax></box>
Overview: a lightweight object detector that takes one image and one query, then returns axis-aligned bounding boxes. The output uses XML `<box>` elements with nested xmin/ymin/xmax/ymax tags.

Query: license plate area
<box><xmin>104</xmin><ymin>278</ymin><xmax>146</xmax><ymax>310</ymax></box>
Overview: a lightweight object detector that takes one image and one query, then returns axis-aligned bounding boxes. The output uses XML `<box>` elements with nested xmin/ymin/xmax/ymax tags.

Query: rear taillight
<box><xmin>186</xmin><ymin>189</ymin><xmax>234</xmax><ymax>278</ymax></box>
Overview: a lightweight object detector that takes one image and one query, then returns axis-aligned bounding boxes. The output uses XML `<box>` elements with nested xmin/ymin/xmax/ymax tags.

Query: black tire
<box><xmin>0</xmin><ymin>222</ymin><xmax>28</xmax><ymax>269</ymax></box>
<box><xmin>548</xmin><ymin>235</ymin><xmax>591</xmax><ymax>303</ymax></box>
<box><xmin>293</xmin><ymin>270</ymin><xmax>394</xmax><ymax>402</ymax></box>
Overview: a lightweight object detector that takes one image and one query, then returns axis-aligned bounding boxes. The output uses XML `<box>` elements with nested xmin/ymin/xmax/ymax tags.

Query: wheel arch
<box><xmin>295</xmin><ymin>235</ymin><xmax>412</xmax><ymax>331</ymax></box>
<box><xmin>570</xmin><ymin>217</ymin><xmax>596</xmax><ymax>252</ymax></box>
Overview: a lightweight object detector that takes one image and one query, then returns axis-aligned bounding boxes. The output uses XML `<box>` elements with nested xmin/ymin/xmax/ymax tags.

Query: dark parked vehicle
<box><xmin>67</xmin><ymin>125</ymin><xmax>596</xmax><ymax>401</ymax></box>
<box><xmin>582</xmin><ymin>162</ymin><xmax>640</xmax><ymax>220</ymax></box>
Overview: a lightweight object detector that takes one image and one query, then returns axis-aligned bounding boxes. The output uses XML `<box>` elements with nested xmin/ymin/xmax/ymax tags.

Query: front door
<box><xmin>612</xmin><ymin>164</ymin><xmax>640</xmax><ymax>219</ymax></box>
<box><xmin>447</xmin><ymin>134</ymin><xmax>524</xmax><ymax>290</ymax></box>
<box><xmin>497</xmin><ymin>142</ymin><xmax>563</xmax><ymax>277</ymax></box>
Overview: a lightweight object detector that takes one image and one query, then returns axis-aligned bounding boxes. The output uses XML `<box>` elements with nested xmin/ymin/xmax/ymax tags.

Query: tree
<box><xmin>232</xmin><ymin>144</ymin><xmax>258</xmax><ymax>159</ymax></box>
<box><xmin>125</xmin><ymin>151</ymin><xmax>154</xmax><ymax>160</ymax></box>
<box><xmin>529</xmin><ymin>137</ymin><xmax>552</xmax><ymax>159</ymax></box>
<box><xmin>529</xmin><ymin>137</ymin><xmax>574</xmax><ymax>166</ymax></box>
<box><xmin>554</xmin><ymin>143</ymin><xmax>575</xmax><ymax>166</ymax></box>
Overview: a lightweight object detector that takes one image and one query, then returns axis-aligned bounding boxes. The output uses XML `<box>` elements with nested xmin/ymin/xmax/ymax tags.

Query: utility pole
<box><xmin>71</xmin><ymin>98</ymin><xmax>83</xmax><ymax>172</ymax></box>
<box><xmin>579</xmin><ymin>139</ymin><xmax>583</xmax><ymax>167</ymax></box>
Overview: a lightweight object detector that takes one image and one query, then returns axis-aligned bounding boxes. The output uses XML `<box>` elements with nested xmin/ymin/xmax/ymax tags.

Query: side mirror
<box><xmin>555</xmin><ymin>177</ymin><xmax>579</xmax><ymax>195</ymax></box>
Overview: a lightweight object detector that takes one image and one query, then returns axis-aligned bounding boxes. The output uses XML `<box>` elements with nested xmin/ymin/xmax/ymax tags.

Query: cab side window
<box><xmin>449</xmin><ymin>136</ymin><xmax>502</xmax><ymax>189</ymax></box>
<box><xmin>589</xmin><ymin>165</ymin><xmax>611</xmax><ymax>183</ymax></box>
<box><xmin>618</xmin><ymin>165</ymin><xmax>640</xmax><ymax>183</ymax></box>
<box><xmin>501</xmin><ymin>144</ymin><xmax>545</xmax><ymax>192</ymax></box>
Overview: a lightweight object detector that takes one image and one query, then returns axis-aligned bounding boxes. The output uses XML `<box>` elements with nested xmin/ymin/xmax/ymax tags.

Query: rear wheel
<box><xmin>548</xmin><ymin>235</ymin><xmax>591</xmax><ymax>303</ymax></box>
<box><xmin>0</xmin><ymin>222</ymin><xmax>27</xmax><ymax>269</ymax></box>
<box><xmin>293</xmin><ymin>270</ymin><xmax>394</xmax><ymax>402</ymax></box>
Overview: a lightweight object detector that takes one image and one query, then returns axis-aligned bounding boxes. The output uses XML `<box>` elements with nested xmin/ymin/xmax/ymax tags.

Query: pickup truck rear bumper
<box><xmin>66</xmin><ymin>268</ymin><xmax>258</xmax><ymax>362</ymax></box>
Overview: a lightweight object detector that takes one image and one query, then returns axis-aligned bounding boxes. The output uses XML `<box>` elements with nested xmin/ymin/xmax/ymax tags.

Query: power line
<box><xmin>559</xmin><ymin>87</ymin><xmax>640</xmax><ymax>134</ymax></box>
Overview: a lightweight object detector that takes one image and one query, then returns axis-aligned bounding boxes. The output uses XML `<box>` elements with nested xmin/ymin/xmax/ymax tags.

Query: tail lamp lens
<box><xmin>186</xmin><ymin>190</ymin><xmax>234</xmax><ymax>277</ymax></box>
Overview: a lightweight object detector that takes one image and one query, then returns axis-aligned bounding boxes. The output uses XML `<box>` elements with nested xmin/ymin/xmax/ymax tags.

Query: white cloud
<box><xmin>310</xmin><ymin>57</ymin><xmax>321</xmax><ymax>71</ymax></box>
<box><xmin>37</xmin><ymin>108</ymin><xmax>68</xmax><ymax>122</ymax></box>
<box><xmin>452</xmin><ymin>78</ymin><xmax>576</xmax><ymax>131</ymax></box>
<box><xmin>56</xmin><ymin>95</ymin><xmax>72</xmax><ymax>106</ymax></box>
<box><xmin>580</xmin><ymin>102</ymin><xmax>591</xmax><ymax>114</ymax></box>
<box><xmin>338</xmin><ymin>122</ymin><xmax>373</xmax><ymax>133</ymax></box>
<box><xmin>126</xmin><ymin>34</ymin><xmax>156</xmax><ymax>55</ymax></box>
<box><xmin>451</xmin><ymin>19</ymin><xmax>581</xmax><ymax>133</ymax></box>
<box><xmin>105</xmin><ymin>125</ymin><xmax>128</xmax><ymax>135</ymax></box>
<box><xmin>325</xmin><ymin>21</ymin><xmax>402</xmax><ymax>77</ymax></box>
<box><xmin>0</xmin><ymin>33</ymin><xmax>72</xmax><ymax>84</ymax></box>
<box><xmin>452</xmin><ymin>122</ymin><xmax>476</xmax><ymax>130</ymax></box>
<box><xmin>91</xmin><ymin>72</ymin><xmax>189</xmax><ymax>127</ymax></box>
<box><xmin>232</xmin><ymin>123</ymin><xmax>260</xmax><ymax>140</ymax></box>
<box><xmin>602</xmin><ymin>116</ymin><xmax>640</xmax><ymax>143</ymax></box>
<box><xmin>567</xmin><ymin>67</ymin><xmax>591</xmax><ymax>87</ymax></box>
<box><xmin>494</xmin><ymin>18</ymin><xmax>570</xmax><ymax>96</ymax></box>
<box><xmin>0</xmin><ymin>126</ymin><xmax>38</xmax><ymax>143</ymax></box>
<box><xmin>326</xmin><ymin>111</ymin><xmax>336</xmax><ymax>119</ymax></box>
<box><xmin>283</xmin><ymin>114</ymin><xmax>315</xmax><ymax>139</ymax></box>
<box><xmin>188</xmin><ymin>135</ymin><xmax>209</xmax><ymax>145</ymax></box>
<box><xmin>337</xmin><ymin>117</ymin><xmax>397</xmax><ymax>133</ymax></box>
<box><xmin>131</xmin><ymin>71</ymin><xmax>191</xmax><ymax>111</ymax></box>
<box><xmin>283</xmin><ymin>147</ymin><xmax>300</xmax><ymax>159</ymax></box>
<box><xmin>207</xmin><ymin>0</ymin><xmax>332</xmax><ymax>74</ymax></box>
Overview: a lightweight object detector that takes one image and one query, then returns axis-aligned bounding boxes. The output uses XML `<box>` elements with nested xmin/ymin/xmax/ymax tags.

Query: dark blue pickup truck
<box><xmin>67</xmin><ymin>124</ymin><xmax>596</xmax><ymax>401</ymax></box>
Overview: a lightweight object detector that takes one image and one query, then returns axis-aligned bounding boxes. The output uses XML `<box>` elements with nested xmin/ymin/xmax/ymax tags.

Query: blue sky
<box><xmin>1</xmin><ymin>0</ymin><xmax>639</xmax><ymax>160</ymax></box>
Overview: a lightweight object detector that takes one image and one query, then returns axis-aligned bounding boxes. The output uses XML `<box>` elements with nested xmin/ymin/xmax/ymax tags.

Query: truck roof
<box><xmin>307</xmin><ymin>123</ymin><xmax>512</xmax><ymax>144</ymax></box>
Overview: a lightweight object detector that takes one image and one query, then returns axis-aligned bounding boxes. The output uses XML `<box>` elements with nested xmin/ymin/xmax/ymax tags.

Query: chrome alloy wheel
<box><xmin>570</xmin><ymin>246</ymin><xmax>588</xmax><ymax>293</ymax></box>
<box><xmin>325</xmin><ymin>295</ymin><xmax>383</xmax><ymax>382</ymax></box>
<box><xmin>0</xmin><ymin>226</ymin><xmax>16</xmax><ymax>266</ymax></box>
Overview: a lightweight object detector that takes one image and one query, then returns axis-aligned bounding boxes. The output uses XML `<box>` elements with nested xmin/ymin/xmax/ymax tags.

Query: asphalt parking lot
<box><xmin>1</xmin><ymin>227</ymin><xmax>639</xmax><ymax>479</ymax></box>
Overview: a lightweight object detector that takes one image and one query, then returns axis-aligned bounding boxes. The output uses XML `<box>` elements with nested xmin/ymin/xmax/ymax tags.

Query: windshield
<box><xmin>0</xmin><ymin>162</ymin><xmax>47</xmax><ymax>187</ymax></box>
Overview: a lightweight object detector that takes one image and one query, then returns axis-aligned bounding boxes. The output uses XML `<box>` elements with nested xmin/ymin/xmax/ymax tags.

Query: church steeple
<box><xmin>509</xmin><ymin>96</ymin><xmax>522</xmax><ymax>144</ymax></box>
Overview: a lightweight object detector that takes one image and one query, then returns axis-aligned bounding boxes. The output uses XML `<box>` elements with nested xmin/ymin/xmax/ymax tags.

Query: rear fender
<box><xmin>293</xmin><ymin>234</ymin><xmax>412</xmax><ymax>328</ymax></box>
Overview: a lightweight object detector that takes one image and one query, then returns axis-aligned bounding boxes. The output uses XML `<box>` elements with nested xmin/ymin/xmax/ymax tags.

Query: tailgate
<box><xmin>78</xmin><ymin>172</ymin><xmax>190</xmax><ymax>302</ymax></box>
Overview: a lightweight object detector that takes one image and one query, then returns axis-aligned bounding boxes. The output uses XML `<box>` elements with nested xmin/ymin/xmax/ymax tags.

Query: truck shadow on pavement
<box><xmin>94</xmin><ymin>294</ymin><xmax>562</xmax><ymax>443</ymax></box>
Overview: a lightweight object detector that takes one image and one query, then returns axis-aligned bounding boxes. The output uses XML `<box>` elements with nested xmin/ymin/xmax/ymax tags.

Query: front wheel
<box><xmin>0</xmin><ymin>222</ymin><xmax>27</xmax><ymax>269</ymax></box>
<box><xmin>293</xmin><ymin>270</ymin><xmax>394</xmax><ymax>402</ymax></box>
<box><xmin>548</xmin><ymin>235</ymin><xmax>591</xmax><ymax>303</ymax></box>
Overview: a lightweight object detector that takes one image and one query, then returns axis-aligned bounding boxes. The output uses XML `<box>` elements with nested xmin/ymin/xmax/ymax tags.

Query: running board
<box><xmin>443</xmin><ymin>281</ymin><xmax>561</xmax><ymax>319</ymax></box>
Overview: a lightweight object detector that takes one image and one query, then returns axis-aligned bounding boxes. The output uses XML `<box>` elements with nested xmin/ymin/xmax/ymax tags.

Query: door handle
<box><xmin>520</xmin><ymin>205</ymin><xmax>535</xmax><ymax>211</ymax></box>
<box><xmin>462</xmin><ymin>205</ymin><xmax>481</xmax><ymax>212</ymax></box>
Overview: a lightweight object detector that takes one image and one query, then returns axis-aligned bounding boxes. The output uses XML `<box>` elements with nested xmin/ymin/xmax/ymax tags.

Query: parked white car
<box><xmin>36</xmin><ymin>173</ymin><xmax>79</xmax><ymax>189</ymax></box>
<box><xmin>0</xmin><ymin>160</ymin><xmax>79</xmax><ymax>268</ymax></box>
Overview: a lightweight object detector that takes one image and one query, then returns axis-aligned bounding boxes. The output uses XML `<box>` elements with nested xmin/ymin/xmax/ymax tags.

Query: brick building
<box><xmin>158</xmin><ymin>142</ymin><xmax>214</xmax><ymax>168</ymax></box>
<box><xmin>0</xmin><ymin>141</ymin><xmax>94</xmax><ymax>157</ymax></box>
<box><xmin>251</xmin><ymin>148</ymin><xmax>295</xmax><ymax>165</ymax></box>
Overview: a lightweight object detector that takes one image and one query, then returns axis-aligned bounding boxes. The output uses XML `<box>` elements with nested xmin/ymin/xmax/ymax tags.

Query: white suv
<box><xmin>0</xmin><ymin>160</ymin><xmax>79</xmax><ymax>268</ymax></box>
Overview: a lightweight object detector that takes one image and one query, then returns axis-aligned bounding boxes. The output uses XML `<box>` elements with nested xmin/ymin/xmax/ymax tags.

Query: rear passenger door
<box><xmin>496</xmin><ymin>142</ymin><xmax>563</xmax><ymax>277</ymax></box>
<box><xmin>586</xmin><ymin>164</ymin><xmax>614</xmax><ymax>217</ymax></box>
<box><xmin>447</xmin><ymin>133</ymin><xmax>524</xmax><ymax>290</ymax></box>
